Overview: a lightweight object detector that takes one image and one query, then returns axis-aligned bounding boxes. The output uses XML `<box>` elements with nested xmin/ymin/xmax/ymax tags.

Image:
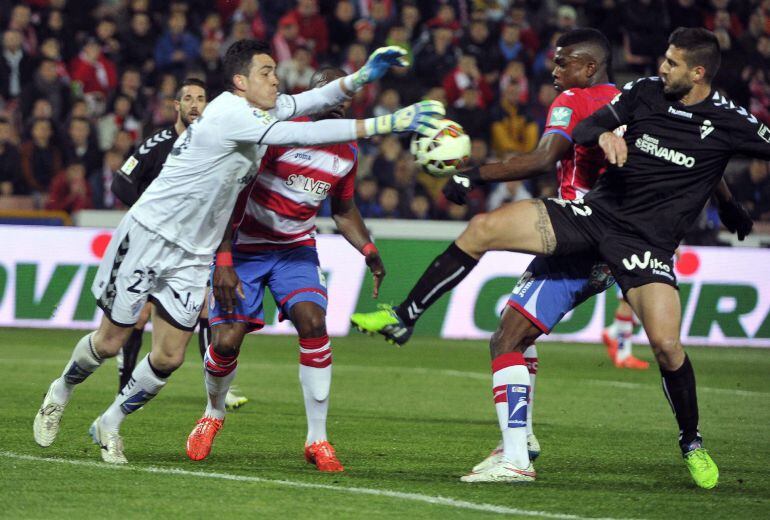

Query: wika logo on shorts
<box><xmin>621</xmin><ymin>251</ymin><xmax>674</xmax><ymax>280</ymax></box>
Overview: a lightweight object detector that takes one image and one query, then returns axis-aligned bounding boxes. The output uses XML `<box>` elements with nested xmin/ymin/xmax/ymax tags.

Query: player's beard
<box><xmin>182</xmin><ymin>110</ymin><xmax>200</xmax><ymax>126</ymax></box>
<box><xmin>663</xmin><ymin>78</ymin><xmax>691</xmax><ymax>101</ymax></box>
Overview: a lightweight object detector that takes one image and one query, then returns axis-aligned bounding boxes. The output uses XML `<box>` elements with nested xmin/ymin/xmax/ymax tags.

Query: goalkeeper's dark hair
<box><xmin>556</xmin><ymin>28</ymin><xmax>613</xmax><ymax>82</ymax></box>
<box><xmin>175</xmin><ymin>77</ymin><xmax>207</xmax><ymax>101</ymax></box>
<box><xmin>668</xmin><ymin>27</ymin><xmax>721</xmax><ymax>82</ymax></box>
<box><xmin>223</xmin><ymin>39</ymin><xmax>272</xmax><ymax>91</ymax></box>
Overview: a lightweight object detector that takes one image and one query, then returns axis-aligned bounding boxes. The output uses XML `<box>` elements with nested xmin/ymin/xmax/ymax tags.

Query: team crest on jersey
<box><xmin>699</xmin><ymin>119</ymin><xmax>714</xmax><ymax>140</ymax></box>
<box><xmin>548</xmin><ymin>107</ymin><xmax>572</xmax><ymax>127</ymax></box>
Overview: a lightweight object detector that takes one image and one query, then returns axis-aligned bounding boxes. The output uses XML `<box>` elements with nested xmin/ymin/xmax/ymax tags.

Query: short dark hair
<box><xmin>175</xmin><ymin>77</ymin><xmax>207</xmax><ymax>100</ymax></box>
<box><xmin>668</xmin><ymin>27</ymin><xmax>721</xmax><ymax>81</ymax></box>
<box><xmin>222</xmin><ymin>39</ymin><xmax>272</xmax><ymax>91</ymax></box>
<box><xmin>556</xmin><ymin>28</ymin><xmax>612</xmax><ymax>67</ymax></box>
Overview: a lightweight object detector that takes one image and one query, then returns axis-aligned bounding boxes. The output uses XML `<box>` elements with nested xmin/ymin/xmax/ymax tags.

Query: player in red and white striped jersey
<box><xmin>187</xmin><ymin>68</ymin><xmax>385</xmax><ymax>472</ymax></box>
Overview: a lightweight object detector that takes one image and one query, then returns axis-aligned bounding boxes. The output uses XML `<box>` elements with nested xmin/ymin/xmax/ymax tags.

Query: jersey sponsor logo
<box><xmin>758</xmin><ymin>124</ymin><xmax>770</xmax><ymax>144</ymax></box>
<box><xmin>621</xmin><ymin>251</ymin><xmax>674</xmax><ymax>280</ymax></box>
<box><xmin>699</xmin><ymin>119</ymin><xmax>714</xmax><ymax>140</ymax></box>
<box><xmin>635</xmin><ymin>134</ymin><xmax>695</xmax><ymax>168</ymax></box>
<box><xmin>548</xmin><ymin>107</ymin><xmax>573</xmax><ymax>127</ymax></box>
<box><xmin>120</xmin><ymin>156</ymin><xmax>139</xmax><ymax>176</ymax></box>
<box><xmin>667</xmin><ymin>106</ymin><xmax>693</xmax><ymax>119</ymax></box>
<box><xmin>286</xmin><ymin>174</ymin><xmax>332</xmax><ymax>196</ymax></box>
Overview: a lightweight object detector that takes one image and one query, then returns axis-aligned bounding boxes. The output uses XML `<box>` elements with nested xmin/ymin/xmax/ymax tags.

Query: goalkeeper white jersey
<box><xmin>129</xmin><ymin>87</ymin><xmax>356</xmax><ymax>255</ymax></box>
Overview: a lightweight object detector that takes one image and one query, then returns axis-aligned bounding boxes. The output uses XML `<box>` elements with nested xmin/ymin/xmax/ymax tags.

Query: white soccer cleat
<box><xmin>89</xmin><ymin>417</ymin><xmax>128</xmax><ymax>464</ymax></box>
<box><xmin>33</xmin><ymin>381</ymin><xmax>66</xmax><ymax>447</ymax></box>
<box><xmin>528</xmin><ymin>433</ymin><xmax>541</xmax><ymax>461</ymax></box>
<box><xmin>472</xmin><ymin>441</ymin><xmax>503</xmax><ymax>473</ymax></box>
<box><xmin>224</xmin><ymin>386</ymin><xmax>248</xmax><ymax>411</ymax></box>
<box><xmin>461</xmin><ymin>459</ymin><xmax>536</xmax><ymax>483</ymax></box>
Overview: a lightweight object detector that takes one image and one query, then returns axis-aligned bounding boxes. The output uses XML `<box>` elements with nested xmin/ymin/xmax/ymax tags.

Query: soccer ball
<box><xmin>410</xmin><ymin>119</ymin><xmax>471</xmax><ymax>177</ymax></box>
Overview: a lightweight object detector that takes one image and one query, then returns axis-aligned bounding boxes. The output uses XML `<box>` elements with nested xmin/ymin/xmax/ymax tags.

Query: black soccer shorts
<box><xmin>542</xmin><ymin>197</ymin><xmax>678</xmax><ymax>295</ymax></box>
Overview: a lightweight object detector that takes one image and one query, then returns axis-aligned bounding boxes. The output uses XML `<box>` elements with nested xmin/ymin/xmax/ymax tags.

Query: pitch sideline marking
<box><xmin>0</xmin><ymin>451</ymin><xmax>625</xmax><ymax>520</ymax></box>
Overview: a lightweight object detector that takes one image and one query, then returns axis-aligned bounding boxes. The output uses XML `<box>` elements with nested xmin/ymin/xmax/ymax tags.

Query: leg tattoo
<box><xmin>533</xmin><ymin>201</ymin><xmax>556</xmax><ymax>255</ymax></box>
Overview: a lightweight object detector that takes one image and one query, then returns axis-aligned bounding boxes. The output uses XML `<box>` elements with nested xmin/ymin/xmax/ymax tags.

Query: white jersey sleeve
<box><xmin>271</xmin><ymin>79</ymin><xmax>350</xmax><ymax>120</ymax></box>
<box><xmin>221</xmin><ymin>103</ymin><xmax>357</xmax><ymax>147</ymax></box>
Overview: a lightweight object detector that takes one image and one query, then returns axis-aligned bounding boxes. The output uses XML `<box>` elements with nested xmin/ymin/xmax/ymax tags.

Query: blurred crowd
<box><xmin>0</xmin><ymin>0</ymin><xmax>768</xmax><ymax>227</ymax></box>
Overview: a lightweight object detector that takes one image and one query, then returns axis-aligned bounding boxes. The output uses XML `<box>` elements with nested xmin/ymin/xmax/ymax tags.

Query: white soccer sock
<box><xmin>615</xmin><ymin>314</ymin><xmax>635</xmax><ymax>361</ymax></box>
<box><xmin>203</xmin><ymin>345</ymin><xmax>238</xmax><ymax>420</ymax></box>
<box><xmin>51</xmin><ymin>332</ymin><xmax>104</xmax><ymax>404</ymax></box>
<box><xmin>100</xmin><ymin>354</ymin><xmax>168</xmax><ymax>432</ymax></box>
<box><xmin>523</xmin><ymin>344</ymin><xmax>538</xmax><ymax>436</ymax></box>
<box><xmin>299</xmin><ymin>336</ymin><xmax>332</xmax><ymax>444</ymax></box>
<box><xmin>492</xmin><ymin>352</ymin><xmax>530</xmax><ymax>469</ymax></box>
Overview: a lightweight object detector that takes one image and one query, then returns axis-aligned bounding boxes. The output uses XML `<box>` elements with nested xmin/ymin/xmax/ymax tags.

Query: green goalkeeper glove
<box><xmin>346</xmin><ymin>46</ymin><xmax>409</xmax><ymax>91</ymax></box>
<box><xmin>364</xmin><ymin>100</ymin><xmax>445</xmax><ymax>137</ymax></box>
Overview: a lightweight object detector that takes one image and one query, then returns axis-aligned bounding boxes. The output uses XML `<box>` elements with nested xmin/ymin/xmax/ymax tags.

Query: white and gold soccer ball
<box><xmin>410</xmin><ymin>119</ymin><xmax>471</xmax><ymax>177</ymax></box>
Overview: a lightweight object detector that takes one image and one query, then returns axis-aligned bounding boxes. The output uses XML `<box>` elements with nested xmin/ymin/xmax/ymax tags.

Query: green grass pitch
<box><xmin>2</xmin><ymin>328</ymin><xmax>769</xmax><ymax>519</ymax></box>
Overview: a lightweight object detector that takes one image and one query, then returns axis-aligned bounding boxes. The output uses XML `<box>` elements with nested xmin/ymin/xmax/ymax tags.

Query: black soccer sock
<box><xmin>660</xmin><ymin>354</ymin><xmax>701</xmax><ymax>452</ymax></box>
<box><xmin>198</xmin><ymin>317</ymin><xmax>210</xmax><ymax>359</ymax></box>
<box><xmin>395</xmin><ymin>242</ymin><xmax>478</xmax><ymax>327</ymax></box>
<box><xmin>118</xmin><ymin>328</ymin><xmax>144</xmax><ymax>391</ymax></box>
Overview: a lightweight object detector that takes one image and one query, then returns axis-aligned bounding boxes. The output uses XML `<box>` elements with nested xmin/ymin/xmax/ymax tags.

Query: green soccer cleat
<box><xmin>225</xmin><ymin>386</ymin><xmax>248</xmax><ymax>411</ymax></box>
<box><xmin>684</xmin><ymin>448</ymin><xmax>719</xmax><ymax>489</ymax></box>
<box><xmin>350</xmin><ymin>304</ymin><xmax>413</xmax><ymax>346</ymax></box>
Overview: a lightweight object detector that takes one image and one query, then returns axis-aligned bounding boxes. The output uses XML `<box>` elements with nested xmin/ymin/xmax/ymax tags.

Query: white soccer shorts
<box><xmin>91</xmin><ymin>216</ymin><xmax>211</xmax><ymax>331</ymax></box>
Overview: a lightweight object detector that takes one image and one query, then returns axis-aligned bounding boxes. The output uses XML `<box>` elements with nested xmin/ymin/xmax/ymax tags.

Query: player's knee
<box><xmin>92</xmin><ymin>326</ymin><xmax>130</xmax><ymax>358</ymax></box>
<box><xmin>212</xmin><ymin>328</ymin><xmax>243</xmax><ymax>358</ymax></box>
<box><xmin>466</xmin><ymin>213</ymin><xmax>494</xmax><ymax>247</ymax></box>
<box><xmin>293</xmin><ymin>304</ymin><xmax>327</xmax><ymax>338</ymax></box>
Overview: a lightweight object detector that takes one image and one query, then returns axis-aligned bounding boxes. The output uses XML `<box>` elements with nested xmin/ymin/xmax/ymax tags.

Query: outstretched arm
<box><xmin>467</xmin><ymin>132</ymin><xmax>571</xmax><ymax>183</ymax></box>
<box><xmin>259</xmin><ymin>100</ymin><xmax>445</xmax><ymax>145</ymax></box>
<box><xmin>331</xmin><ymin>196</ymin><xmax>385</xmax><ymax>298</ymax></box>
<box><xmin>442</xmin><ymin>132</ymin><xmax>570</xmax><ymax>205</ymax></box>
<box><xmin>275</xmin><ymin>46</ymin><xmax>409</xmax><ymax>120</ymax></box>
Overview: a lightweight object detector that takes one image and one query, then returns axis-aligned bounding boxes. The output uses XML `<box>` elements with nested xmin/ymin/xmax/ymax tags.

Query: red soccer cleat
<box><xmin>614</xmin><ymin>355</ymin><xmax>650</xmax><ymax>370</ymax></box>
<box><xmin>186</xmin><ymin>416</ymin><xmax>224</xmax><ymax>461</ymax></box>
<box><xmin>602</xmin><ymin>330</ymin><xmax>618</xmax><ymax>360</ymax></box>
<box><xmin>304</xmin><ymin>440</ymin><xmax>344</xmax><ymax>472</ymax></box>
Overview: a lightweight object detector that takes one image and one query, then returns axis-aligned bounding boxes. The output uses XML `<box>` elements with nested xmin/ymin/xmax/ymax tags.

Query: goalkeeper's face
<box><xmin>240</xmin><ymin>53</ymin><xmax>280</xmax><ymax>109</ymax></box>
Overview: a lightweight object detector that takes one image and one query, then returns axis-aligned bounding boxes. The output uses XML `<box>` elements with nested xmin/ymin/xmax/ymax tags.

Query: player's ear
<box><xmin>692</xmin><ymin>65</ymin><xmax>705</xmax><ymax>83</ymax></box>
<box><xmin>233</xmin><ymin>74</ymin><xmax>246</xmax><ymax>91</ymax></box>
<box><xmin>585</xmin><ymin>60</ymin><xmax>597</xmax><ymax>79</ymax></box>
<box><xmin>173</xmin><ymin>99</ymin><xmax>180</xmax><ymax>114</ymax></box>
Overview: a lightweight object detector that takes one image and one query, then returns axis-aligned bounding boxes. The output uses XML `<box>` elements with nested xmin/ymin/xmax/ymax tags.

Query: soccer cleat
<box><xmin>602</xmin><ymin>329</ymin><xmax>618</xmax><ymax>360</ymax></box>
<box><xmin>614</xmin><ymin>355</ymin><xmax>649</xmax><ymax>370</ymax></box>
<box><xmin>350</xmin><ymin>304</ymin><xmax>413</xmax><ymax>346</ymax></box>
<box><xmin>304</xmin><ymin>440</ymin><xmax>344</xmax><ymax>472</ymax></box>
<box><xmin>472</xmin><ymin>442</ymin><xmax>503</xmax><ymax>473</ymax></box>
<box><xmin>527</xmin><ymin>433</ymin><xmax>541</xmax><ymax>461</ymax></box>
<box><xmin>683</xmin><ymin>447</ymin><xmax>719</xmax><ymax>489</ymax></box>
<box><xmin>33</xmin><ymin>381</ymin><xmax>66</xmax><ymax>447</ymax></box>
<box><xmin>461</xmin><ymin>459</ymin><xmax>536</xmax><ymax>483</ymax></box>
<box><xmin>89</xmin><ymin>417</ymin><xmax>127</xmax><ymax>464</ymax></box>
<box><xmin>225</xmin><ymin>387</ymin><xmax>248</xmax><ymax>411</ymax></box>
<box><xmin>186</xmin><ymin>416</ymin><xmax>224</xmax><ymax>461</ymax></box>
